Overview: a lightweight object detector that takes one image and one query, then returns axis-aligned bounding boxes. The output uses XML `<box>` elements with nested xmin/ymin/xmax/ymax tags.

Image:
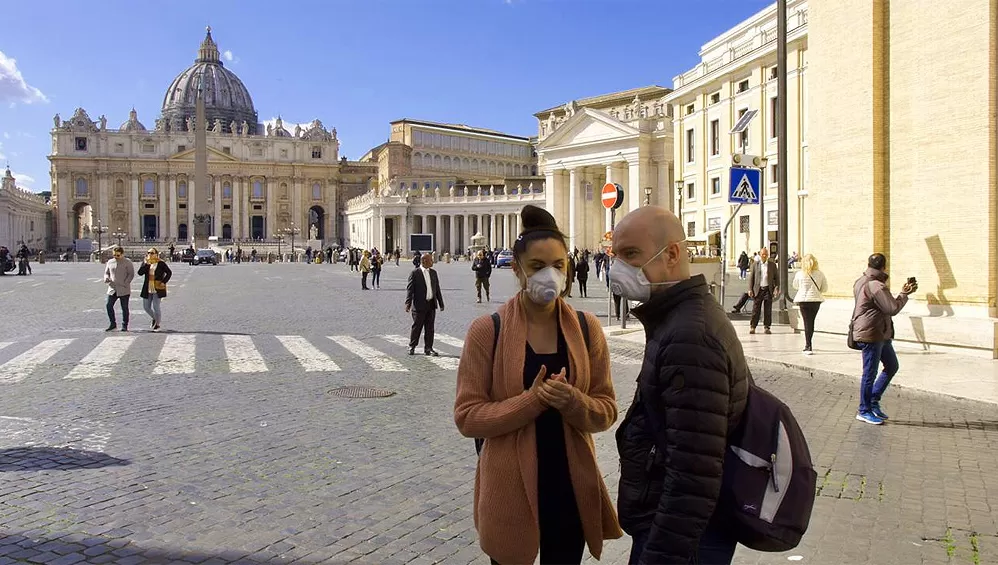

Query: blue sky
<box><xmin>0</xmin><ymin>0</ymin><xmax>771</xmax><ymax>192</ymax></box>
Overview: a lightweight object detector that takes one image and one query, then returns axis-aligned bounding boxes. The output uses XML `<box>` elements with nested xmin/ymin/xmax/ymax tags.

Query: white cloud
<box><xmin>10</xmin><ymin>171</ymin><xmax>35</xmax><ymax>188</ymax></box>
<box><xmin>2</xmin><ymin>132</ymin><xmax>8</xmax><ymax>139</ymax></box>
<box><xmin>222</xmin><ymin>50</ymin><xmax>238</xmax><ymax>63</ymax></box>
<box><xmin>0</xmin><ymin>51</ymin><xmax>47</xmax><ymax>105</ymax></box>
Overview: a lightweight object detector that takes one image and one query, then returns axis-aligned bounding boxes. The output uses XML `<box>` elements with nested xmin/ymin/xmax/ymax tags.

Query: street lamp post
<box><xmin>644</xmin><ymin>186</ymin><xmax>653</xmax><ymax>206</ymax></box>
<box><xmin>273</xmin><ymin>233</ymin><xmax>285</xmax><ymax>260</ymax></box>
<box><xmin>112</xmin><ymin>228</ymin><xmax>127</xmax><ymax>247</ymax></box>
<box><xmin>93</xmin><ymin>220</ymin><xmax>109</xmax><ymax>260</ymax></box>
<box><xmin>285</xmin><ymin>222</ymin><xmax>301</xmax><ymax>262</ymax></box>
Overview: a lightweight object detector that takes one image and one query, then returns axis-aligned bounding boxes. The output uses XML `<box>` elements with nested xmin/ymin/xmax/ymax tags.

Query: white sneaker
<box><xmin>803</xmin><ymin>349</ymin><xmax>814</xmax><ymax>356</ymax></box>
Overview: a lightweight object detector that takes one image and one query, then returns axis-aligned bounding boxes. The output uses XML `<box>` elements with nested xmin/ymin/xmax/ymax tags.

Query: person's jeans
<box><xmin>143</xmin><ymin>295</ymin><xmax>162</xmax><ymax>325</ymax></box>
<box><xmin>361</xmin><ymin>271</ymin><xmax>369</xmax><ymax>289</ymax></box>
<box><xmin>372</xmin><ymin>270</ymin><xmax>381</xmax><ymax>287</ymax></box>
<box><xmin>797</xmin><ymin>302</ymin><xmax>821</xmax><ymax>348</ymax></box>
<box><xmin>475</xmin><ymin>277</ymin><xmax>490</xmax><ymax>300</ymax></box>
<box><xmin>749</xmin><ymin>287</ymin><xmax>773</xmax><ymax>329</ymax></box>
<box><xmin>628</xmin><ymin>523</ymin><xmax>737</xmax><ymax>565</ymax></box>
<box><xmin>106</xmin><ymin>294</ymin><xmax>130</xmax><ymax>326</ymax></box>
<box><xmin>739</xmin><ymin>267</ymin><xmax>747</xmax><ymax>279</ymax></box>
<box><xmin>859</xmin><ymin>339</ymin><xmax>899</xmax><ymax>414</ymax></box>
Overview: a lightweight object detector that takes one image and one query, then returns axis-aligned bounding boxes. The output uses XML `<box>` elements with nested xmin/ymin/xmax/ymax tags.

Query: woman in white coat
<box><xmin>792</xmin><ymin>253</ymin><xmax>828</xmax><ymax>355</ymax></box>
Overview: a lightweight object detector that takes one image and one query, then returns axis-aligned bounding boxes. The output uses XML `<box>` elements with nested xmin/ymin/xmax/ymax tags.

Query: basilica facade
<box><xmin>48</xmin><ymin>28</ymin><xmax>376</xmax><ymax>250</ymax></box>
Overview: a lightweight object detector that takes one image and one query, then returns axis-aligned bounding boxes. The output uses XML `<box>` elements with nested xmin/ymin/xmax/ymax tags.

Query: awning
<box><xmin>689</xmin><ymin>230</ymin><xmax>720</xmax><ymax>243</ymax></box>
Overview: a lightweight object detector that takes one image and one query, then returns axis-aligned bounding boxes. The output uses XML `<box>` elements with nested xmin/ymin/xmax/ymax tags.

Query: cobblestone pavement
<box><xmin>0</xmin><ymin>261</ymin><xmax>996</xmax><ymax>564</ymax></box>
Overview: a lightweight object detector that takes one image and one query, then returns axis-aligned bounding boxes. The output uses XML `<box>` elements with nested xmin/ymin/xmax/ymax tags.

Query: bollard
<box><xmin>267</xmin><ymin>252</ymin><xmax>274</xmax><ymax>264</ymax></box>
<box><xmin>37</xmin><ymin>252</ymin><xmax>45</xmax><ymax>264</ymax></box>
<box><xmin>72</xmin><ymin>252</ymin><xmax>78</xmax><ymax>263</ymax></box>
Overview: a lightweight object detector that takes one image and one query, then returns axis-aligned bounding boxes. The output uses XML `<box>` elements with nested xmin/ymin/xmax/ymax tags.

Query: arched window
<box><xmin>280</xmin><ymin>182</ymin><xmax>288</xmax><ymax>198</ymax></box>
<box><xmin>433</xmin><ymin>154</ymin><xmax>442</xmax><ymax>169</ymax></box>
<box><xmin>444</xmin><ymin>156</ymin><xmax>451</xmax><ymax>170</ymax></box>
<box><xmin>312</xmin><ymin>182</ymin><xmax>321</xmax><ymax>200</ymax></box>
<box><xmin>514</xmin><ymin>165</ymin><xmax>521</xmax><ymax>176</ymax></box>
<box><xmin>115</xmin><ymin>179</ymin><xmax>124</xmax><ymax>197</ymax></box>
<box><xmin>400</xmin><ymin>182</ymin><xmax>407</xmax><ymax>191</ymax></box>
<box><xmin>178</xmin><ymin>181</ymin><xmax>187</xmax><ymax>198</ymax></box>
<box><xmin>75</xmin><ymin>178</ymin><xmax>88</xmax><ymax>198</ymax></box>
<box><xmin>463</xmin><ymin>158</ymin><xmax>470</xmax><ymax>171</ymax></box>
<box><xmin>424</xmin><ymin>182</ymin><xmax>431</xmax><ymax>191</ymax></box>
<box><xmin>424</xmin><ymin>154</ymin><xmax>433</xmax><ymax>168</ymax></box>
<box><xmin>223</xmin><ymin>182</ymin><xmax>232</xmax><ymax>199</ymax></box>
<box><xmin>413</xmin><ymin>152</ymin><xmax>421</xmax><ymax>165</ymax></box>
<box><xmin>489</xmin><ymin>162</ymin><xmax>497</xmax><ymax>175</ymax></box>
<box><xmin>252</xmin><ymin>180</ymin><xmax>263</xmax><ymax>198</ymax></box>
<box><xmin>143</xmin><ymin>178</ymin><xmax>155</xmax><ymax>196</ymax></box>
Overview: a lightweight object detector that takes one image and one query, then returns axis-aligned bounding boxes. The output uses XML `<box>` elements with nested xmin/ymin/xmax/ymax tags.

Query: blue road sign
<box><xmin>728</xmin><ymin>166</ymin><xmax>761</xmax><ymax>204</ymax></box>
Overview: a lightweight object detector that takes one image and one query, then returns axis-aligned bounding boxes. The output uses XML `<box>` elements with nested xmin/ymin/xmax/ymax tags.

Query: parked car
<box><xmin>194</xmin><ymin>249</ymin><xmax>218</xmax><ymax>265</ymax></box>
<box><xmin>495</xmin><ymin>250</ymin><xmax>513</xmax><ymax>268</ymax></box>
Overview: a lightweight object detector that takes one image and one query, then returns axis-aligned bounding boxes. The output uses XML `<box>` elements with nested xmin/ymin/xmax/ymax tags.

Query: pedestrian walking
<box><xmin>454</xmin><ymin>204</ymin><xmax>621</xmax><ymax>565</ymax></box>
<box><xmin>747</xmin><ymin>247</ymin><xmax>779</xmax><ymax>334</ymax></box>
<box><xmin>371</xmin><ymin>251</ymin><xmax>383</xmax><ymax>289</ymax></box>
<box><xmin>405</xmin><ymin>253</ymin><xmax>444</xmax><ymax>356</ymax></box>
<box><xmin>792</xmin><ymin>253</ymin><xmax>828</xmax><ymax>355</ymax></box>
<box><xmin>394</xmin><ymin>247</ymin><xmax>401</xmax><ymax>266</ymax></box>
<box><xmin>15</xmin><ymin>244</ymin><xmax>30</xmax><ymax>275</ymax></box>
<box><xmin>412</xmin><ymin>251</ymin><xmax>421</xmax><ymax>267</ymax></box>
<box><xmin>566</xmin><ymin>253</ymin><xmax>576</xmax><ymax>297</ymax></box>
<box><xmin>851</xmin><ymin>253</ymin><xmax>917</xmax><ymax>425</ymax></box>
<box><xmin>610</xmin><ymin>206</ymin><xmax>748</xmax><ymax>565</ymax></box>
<box><xmin>575</xmin><ymin>255</ymin><xmax>590</xmax><ymax>297</ymax></box>
<box><xmin>737</xmin><ymin>251</ymin><xmax>750</xmax><ymax>280</ymax></box>
<box><xmin>168</xmin><ymin>243</ymin><xmax>176</xmax><ymax>262</ymax></box>
<box><xmin>137</xmin><ymin>248</ymin><xmax>172</xmax><ymax>331</ymax></box>
<box><xmin>103</xmin><ymin>246</ymin><xmax>134</xmax><ymax>332</ymax></box>
<box><xmin>359</xmin><ymin>250</ymin><xmax>372</xmax><ymax>290</ymax></box>
<box><xmin>471</xmin><ymin>250</ymin><xmax>492</xmax><ymax>303</ymax></box>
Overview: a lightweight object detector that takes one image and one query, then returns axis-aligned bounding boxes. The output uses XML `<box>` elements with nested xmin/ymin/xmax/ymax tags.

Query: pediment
<box><xmin>168</xmin><ymin>146</ymin><xmax>239</xmax><ymax>162</ymax></box>
<box><xmin>538</xmin><ymin>108</ymin><xmax>641</xmax><ymax>150</ymax></box>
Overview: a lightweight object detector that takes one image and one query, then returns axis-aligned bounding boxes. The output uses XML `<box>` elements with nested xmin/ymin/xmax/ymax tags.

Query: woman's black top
<box><xmin>522</xmin><ymin>329</ymin><xmax>581</xmax><ymax>527</ymax></box>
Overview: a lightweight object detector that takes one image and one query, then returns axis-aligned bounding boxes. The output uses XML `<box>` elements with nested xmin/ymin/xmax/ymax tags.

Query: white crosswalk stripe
<box><xmin>380</xmin><ymin>335</ymin><xmax>460</xmax><ymax>371</ymax></box>
<box><xmin>276</xmin><ymin>335</ymin><xmax>340</xmax><ymax>372</ymax></box>
<box><xmin>435</xmin><ymin>334</ymin><xmax>465</xmax><ymax>349</ymax></box>
<box><xmin>65</xmin><ymin>336</ymin><xmax>136</xmax><ymax>380</ymax></box>
<box><xmin>0</xmin><ymin>339</ymin><xmax>75</xmax><ymax>383</ymax></box>
<box><xmin>224</xmin><ymin>335</ymin><xmax>268</xmax><ymax>373</ymax></box>
<box><xmin>330</xmin><ymin>336</ymin><xmax>407</xmax><ymax>372</ymax></box>
<box><xmin>153</xmin><ymin>334</ymin><xmax>196</xmax><ymax>375</ymax></box>
<box><xmin>0</xmin><ymin>342</ymin><xmax>11</xmax><ymax>352</ymax></box>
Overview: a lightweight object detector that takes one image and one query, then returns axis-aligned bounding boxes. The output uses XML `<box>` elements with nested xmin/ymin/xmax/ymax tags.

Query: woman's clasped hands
<box><xmin>529</xmin><ymin>364</ymin><xmax>577</xmax><ymax>410</ymax></box>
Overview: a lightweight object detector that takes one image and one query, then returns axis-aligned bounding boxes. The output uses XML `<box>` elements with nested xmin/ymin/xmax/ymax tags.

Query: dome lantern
<box><xmin>197</xmin><ymin>26</ymin><xmax>221</xmax><ymax>65</ymax></box>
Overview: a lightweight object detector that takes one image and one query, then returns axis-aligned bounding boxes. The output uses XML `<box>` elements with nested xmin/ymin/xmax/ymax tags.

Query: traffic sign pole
<box><xmin>719</xmin><ymin>203</ymin><xmax>744</xmax><ymax>310</ymax></box>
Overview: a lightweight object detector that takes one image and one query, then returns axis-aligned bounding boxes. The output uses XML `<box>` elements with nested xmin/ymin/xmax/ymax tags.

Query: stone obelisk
<box><xmin>193</xmin><ymin>74</ymin><xmax>209</xmax><ymax>248</ymax></box>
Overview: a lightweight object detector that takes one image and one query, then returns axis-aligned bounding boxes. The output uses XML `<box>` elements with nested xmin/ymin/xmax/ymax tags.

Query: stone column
<box><xmin>627</xmin><ymin>160</ymin><xmax>642</xmax><ymax>213</ymax></box>
<box><xmin>656</xmin><ymin>160</ymin><xmax>670</xmax><ymax>211</ymax></box>
<box><xmin>449</xmin><ymin>214</ymin><xmax>458</xmax><ymax>255</ymax></box>
<box><xmin>502</xmin><ymin>213</ymin><xmax>510</xmax><ymax>249</ymax></box>
<box><xmin>213</xmin><ymin>177</ymin><xmax>222</xmax><ymax>238</ymax></box>
<box><xmin>327</xmin><ymin>179</ymin><xmax>338</xmax><ymax>245</ymax></box>
<box><xmin>98</xmin><ymin>174</ymin><xmax>109</xmax><ymax>227</ymax></box>
<box><xmin>56</xmin><ymin>173</ymin><xmax>69</xmax><ymax>243</ymax></box>
<box><xmin>293</xmin><ymin>177</ymin><xmax>303</xmax><ymax>235</ymax></box>
<box><xmin>158</xmin><ymin>176</ymin><xmax>168</xmax><ymax>240</ymax></box>
<box><xmin>169</xmin><ymin>176</ymin><xmax>178</xmax><ymax>239</ymax></box>
<box><xmin>544</xmin><ymin>170</ymin><xmax>558</xmax><ymax>227</ymax></box>
<box><xmin>130</xmin><ymin>176</ymin><xmax>140</xmax><ymax>240</ymax></box>
<box><xmin>231</xmin><ymin>177</ymin><xmax>240</xmax><ymax>241</ymax></box>
<box><xmin>267</xmin><ymin>179</ymin><xmax>277</xmax><ymax>238</ymax></box>
<box><xmin>568</xmin><ymin>168</ymin><xmax>578</xmax><ymax>251</ymax></box>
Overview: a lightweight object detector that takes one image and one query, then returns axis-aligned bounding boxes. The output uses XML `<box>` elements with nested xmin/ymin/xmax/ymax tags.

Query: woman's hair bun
<box><xmin>520</xmin><ymin>204</ymin><xmax>558</xmax><ymax>232</ymax></box>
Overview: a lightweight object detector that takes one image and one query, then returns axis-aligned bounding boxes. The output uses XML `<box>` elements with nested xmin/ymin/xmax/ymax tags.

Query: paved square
<box><xmin>0</xmin><ymin>261</ymin><xmax>996</xmax><ymax>564</ymax></box>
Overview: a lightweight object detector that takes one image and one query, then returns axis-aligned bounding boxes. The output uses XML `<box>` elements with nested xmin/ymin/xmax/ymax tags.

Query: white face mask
<box><xmin>609</xmin><ymin>242</ymin><xmax>684</xmax><ymax>302</ymax></box>
<box><xmin>520</xmin><ymin>265</ymin><xmax>566</xmax><ymax>305</ymax></box>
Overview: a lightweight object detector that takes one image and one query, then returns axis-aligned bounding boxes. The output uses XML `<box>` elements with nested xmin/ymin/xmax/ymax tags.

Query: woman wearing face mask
<box><xmin>454</xmin><ymin>205</ymin><xmax>622</xmax><ymax>565</ymax></box>
<box><xmin>137</xmin><ymin>248</ymin><xmax>172</xmax><ymax>331</ymax></box>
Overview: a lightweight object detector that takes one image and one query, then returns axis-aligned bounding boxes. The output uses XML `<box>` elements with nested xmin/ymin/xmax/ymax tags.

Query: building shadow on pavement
<box><xmin>0</xmin><ymin>446</ymin><xmax>129</xmax><ymax>472</ymax></box>
<box><xmin>885</xmin><ymin>419</ymin><xmax>998</xmax><ymax>431</ymax></box>
<box><xmin>0</xmin><ymin>531</ymin><xmax>325</xmax><ymax>564</ymax></box>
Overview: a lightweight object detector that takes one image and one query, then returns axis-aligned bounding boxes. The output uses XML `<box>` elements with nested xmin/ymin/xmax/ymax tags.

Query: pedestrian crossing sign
<box><xmin>728</xmin><ymin>166</ymin><xmax>761</xmax><ymax>204</ymax></box>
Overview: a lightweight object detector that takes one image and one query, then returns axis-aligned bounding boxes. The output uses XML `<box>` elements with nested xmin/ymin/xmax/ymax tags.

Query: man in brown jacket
<box><xmin>851</xmin><ymin>253</ymin><xmax>917</xmax><ymax>425</ymax></box>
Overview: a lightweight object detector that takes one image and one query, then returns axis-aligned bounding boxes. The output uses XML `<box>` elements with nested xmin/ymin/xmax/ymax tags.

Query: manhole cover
<box><xmin>327</xmin><ymin>386</ymin><xmax>396</xmax><ymax>399</ymax></box>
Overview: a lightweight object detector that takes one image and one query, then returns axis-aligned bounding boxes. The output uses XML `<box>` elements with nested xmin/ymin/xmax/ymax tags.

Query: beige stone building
<box><xmin>808</xmin><ymin>0</ymin><xmax>998</xmax><ymax>357</ymax></box>
<box><xmin>345</xmin><ymin>119</ymin><xmax>541</xmax><ymax>253</ymax></box>
<box><xmin>48</xmin><ymin>28</ymin><xmax>375</xmax><ymax>251</ymax></box>
<box><xmin>0</xmin><ymin>168</ymin><xmax>51</xmax><ymax>250</ymax></box>
<box><xmin>665</xmin><ymin>0</ymin><xmax>808</xmax><ymax>260</ymax></box>
<box><xmin>534</xmin><ymin>87</ymin><xmax>675</xmax><ymax>251</ymax></box>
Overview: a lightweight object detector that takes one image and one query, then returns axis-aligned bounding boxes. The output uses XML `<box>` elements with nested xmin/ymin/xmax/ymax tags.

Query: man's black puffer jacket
<box><xmin>616</xmin><ymin>274</ymin><xmax>751</xmax><ymax>564</ymax></box>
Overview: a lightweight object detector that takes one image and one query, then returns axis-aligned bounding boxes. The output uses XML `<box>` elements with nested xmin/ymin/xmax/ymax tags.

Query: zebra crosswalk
<box><xmin>0</xmin><ymin>332</ymin><xmax>644</xmax><ymax>385</ymax></box>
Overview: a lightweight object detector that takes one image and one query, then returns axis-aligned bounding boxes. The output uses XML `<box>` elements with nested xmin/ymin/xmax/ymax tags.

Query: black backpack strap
<box><xmin>576</xmin><ymin>310</ymin><xmax>590</xmax><ymax>351</ymax></box>
<box><xmin>476</xmin><ymin>313</ymin><xmax>502</xmax><ymax>456</ymax></box>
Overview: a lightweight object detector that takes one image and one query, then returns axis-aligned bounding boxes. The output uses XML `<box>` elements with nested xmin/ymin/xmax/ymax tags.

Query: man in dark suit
<box><xmin>747</xmin><ymin>247</ymin><xmax>780</xmax><ymax>334</ymax></box>
<box><xmin>405</xmin><ymin>253</ymin><xmax>445</xmax><ymax>356</ymax></box>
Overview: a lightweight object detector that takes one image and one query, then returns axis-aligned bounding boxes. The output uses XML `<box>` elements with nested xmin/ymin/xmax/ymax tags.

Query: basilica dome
<box><xmin>160</xmin><ymin>27</ymin><xmax>258</xmax><ymax>134</ymax></box>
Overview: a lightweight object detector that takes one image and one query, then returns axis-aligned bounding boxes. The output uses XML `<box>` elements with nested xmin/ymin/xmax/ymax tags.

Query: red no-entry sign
<box><xmin>601</xmin><ymin>183</ymin><xmax>624</xmax><ymax>210</ymax></box>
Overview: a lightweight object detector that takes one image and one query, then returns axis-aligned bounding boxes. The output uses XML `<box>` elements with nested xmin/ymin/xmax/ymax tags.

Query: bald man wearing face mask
<box><xmin>610</xmin><ymin>206</ymin><xmax>751</xmax><ymax>565</ymax></box>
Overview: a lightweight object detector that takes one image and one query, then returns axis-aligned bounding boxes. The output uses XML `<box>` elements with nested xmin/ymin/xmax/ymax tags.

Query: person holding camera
<box><xmin>851</xmin><ymin>253</ymin><xmax>917</xmax><ymax>425</ymax></box>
